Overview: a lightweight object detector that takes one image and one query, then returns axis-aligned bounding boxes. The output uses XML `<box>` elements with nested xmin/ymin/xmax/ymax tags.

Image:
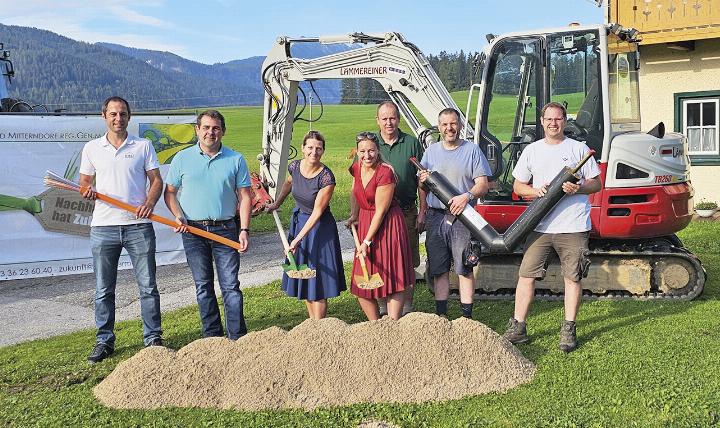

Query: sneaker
<box><xmin>559</xmin><ymin>320</ymin><xmax>577</xmax><ymax>353</ymax></box>
<box><xmin>145</xmin><ymin>337</ymin><xmax>164</xmax><ymax>347</ymax></box>
<box><xmin>87</xmin><ymin>342</ymin><xmax>113</xmax><ymax>364</ymax></box>
<box><xmin>503</xmin><ymin>318</ymin><xmax>529</xmax><ymax>344</ymax></box>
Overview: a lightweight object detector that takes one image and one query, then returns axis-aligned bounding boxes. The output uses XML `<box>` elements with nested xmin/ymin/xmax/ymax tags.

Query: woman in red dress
<box><xmin>347</xmin><ymin>132</ymin><xmax>414</xmax><ymax>320</ymax></box>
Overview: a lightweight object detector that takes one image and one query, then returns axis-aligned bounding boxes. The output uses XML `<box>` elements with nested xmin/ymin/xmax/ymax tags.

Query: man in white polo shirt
<box><xmin>79</xmin><ymin>96</ymin><xmax>164</xmax><ymax>364</ymax></box>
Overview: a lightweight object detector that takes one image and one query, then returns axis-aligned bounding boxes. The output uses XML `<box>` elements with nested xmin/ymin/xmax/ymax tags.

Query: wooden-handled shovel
<box><xmin>350</xmin><ymin>224</ymin><xmax>383</xmax><ymax>290</ymax></box>
<box><xmin>271</xmin><ymin>210</ymin><xmax>315</xmax><ymax>279</ymax></box>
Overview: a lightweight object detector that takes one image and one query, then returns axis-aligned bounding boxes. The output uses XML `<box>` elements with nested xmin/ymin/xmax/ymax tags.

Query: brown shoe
<box><xmin>503</xmin><ymin>318</ymin><xmax>529</xmax><ymax>344</ymax></box>
<box><xmin>559</xmin><ymin>320</ymin><xmax>577</xmax><ymax>353</ymax></box>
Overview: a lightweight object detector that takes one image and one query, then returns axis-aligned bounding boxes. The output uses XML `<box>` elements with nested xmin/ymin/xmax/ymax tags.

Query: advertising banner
<box><xmin>0</xmin><ymin>113</ymin><xmax>198</xmax><ymax>281</ymax></box>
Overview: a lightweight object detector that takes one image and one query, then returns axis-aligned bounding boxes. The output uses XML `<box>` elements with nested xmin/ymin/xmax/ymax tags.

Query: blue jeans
<box><xmin>182</xmin><ymin>222</ymin><xmax>247</xmax><ymax>340</ymax></box>
<box><xmin>90</xmin><ymin>223</ymin><xmax>162</xmax><ymax>347</ymax></box>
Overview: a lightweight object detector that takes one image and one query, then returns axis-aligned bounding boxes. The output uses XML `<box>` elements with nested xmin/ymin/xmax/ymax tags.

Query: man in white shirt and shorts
<box><xmin>503</xmin><ymin>102</ymin><xmax>601</xmax><ymax>353</ymax></box>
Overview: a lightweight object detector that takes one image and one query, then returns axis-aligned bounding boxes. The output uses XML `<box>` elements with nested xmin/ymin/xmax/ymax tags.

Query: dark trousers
<box><xmin>182</xmin><ymin>222</ymin><xmax>247</xmax><ymax>340</ymax></box>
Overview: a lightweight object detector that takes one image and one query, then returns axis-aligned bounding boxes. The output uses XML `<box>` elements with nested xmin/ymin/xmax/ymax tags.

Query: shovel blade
<box><xmin>283</xmin><ymin>262</ymin><xmax>316</xmax><ymax>279</ymax></box>
<box><xmin>284</xmin><ymin>252</ymin><xmax>300</xmax><ymax>271</ymax></box>
<box><xmin>354</xmin><ymin>273</ymin><xmax>384</xmax><ymax>290</ymax></box>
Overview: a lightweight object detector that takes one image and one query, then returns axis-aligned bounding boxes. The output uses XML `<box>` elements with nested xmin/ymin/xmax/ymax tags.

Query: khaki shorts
<box><xmin>402</xmin><ymin>206</ymin><xmax>421</xmax><ymax>268</ymax></box>
<box><xmin>519</xmin><ymin>231</ymin><xmax>590</xmax><ymax>282</ymax></box>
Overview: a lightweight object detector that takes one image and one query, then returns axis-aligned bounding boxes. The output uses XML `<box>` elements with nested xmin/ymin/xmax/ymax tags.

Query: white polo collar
<box><xmin>101</xmin><ymin>133</ymin><xmax>134</xmax><ymax>148</ymax></box>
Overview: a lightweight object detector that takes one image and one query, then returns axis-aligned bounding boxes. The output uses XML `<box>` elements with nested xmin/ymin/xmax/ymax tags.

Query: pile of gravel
<box><xmin>94</xmin><ymin>313</ymin><xmax>535</xmax><ymax>411</ymax></box>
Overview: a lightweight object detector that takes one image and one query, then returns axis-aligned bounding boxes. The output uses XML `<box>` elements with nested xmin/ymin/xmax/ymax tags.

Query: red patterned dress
<box><xmin>349</xmin><ymin>162</ymin><xmax>414</xmax><ymax>298</ymax></box>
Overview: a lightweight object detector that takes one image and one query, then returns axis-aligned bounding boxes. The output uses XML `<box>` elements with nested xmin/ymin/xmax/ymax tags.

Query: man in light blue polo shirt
<box><xmin>164</xmin><ymin>109</ymin><xmax>253</xmax><ymax>340</ymax></box>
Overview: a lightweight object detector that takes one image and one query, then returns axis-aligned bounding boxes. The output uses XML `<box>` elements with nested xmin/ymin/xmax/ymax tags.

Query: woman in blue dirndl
<box><xmin>264</xmin><ymin>131</ymin><xmax>346</xmax><ymax>319</ymax></box>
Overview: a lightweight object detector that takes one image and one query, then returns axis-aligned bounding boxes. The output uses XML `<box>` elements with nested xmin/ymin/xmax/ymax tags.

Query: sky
<box><xmin>2</xmin><ymin>0</ymin><xmax>605</xmax><ymax>64</ymax></box>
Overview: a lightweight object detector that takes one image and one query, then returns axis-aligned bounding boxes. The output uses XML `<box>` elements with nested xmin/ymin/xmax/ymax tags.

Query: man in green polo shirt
<box><xmin>375</xmin><ymin>101</ymin><xmax>427</xmax><ymax>315</ymax></box>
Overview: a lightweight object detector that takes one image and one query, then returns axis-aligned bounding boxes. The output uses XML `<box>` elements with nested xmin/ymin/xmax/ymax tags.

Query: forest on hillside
<box><xmin>1</xmin><ymin>23</ymin><xmax>540</xmax><ymax>111</ymax></box>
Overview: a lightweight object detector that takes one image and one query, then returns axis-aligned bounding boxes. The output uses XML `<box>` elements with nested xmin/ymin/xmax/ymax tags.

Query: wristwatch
<box><xmin>240</xmin><ymin>228</ymin><xmax>250</xmax><ymax>234</ymax></box>
<box><xmin>465</xmin><ymin>191</ymin><xmax>475</xmax><ymax>200</ymax></box>
<box><xmin>363</xmin><ymin>239</ymin><xmax>372</xmax><ymax>247</ymax></box>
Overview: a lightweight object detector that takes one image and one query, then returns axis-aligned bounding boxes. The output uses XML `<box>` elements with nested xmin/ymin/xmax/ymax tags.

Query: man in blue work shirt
<box><xmin>164</xmin><ymin>109</ymin><xmax>253</xmax><ymax>340</ymax></box>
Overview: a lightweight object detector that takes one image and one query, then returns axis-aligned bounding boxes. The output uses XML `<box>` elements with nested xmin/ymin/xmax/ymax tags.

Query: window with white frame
<box><xmin>683</xmin><ymin>98</ymin><xmax>719</xmax><ymax>155</ymax></box>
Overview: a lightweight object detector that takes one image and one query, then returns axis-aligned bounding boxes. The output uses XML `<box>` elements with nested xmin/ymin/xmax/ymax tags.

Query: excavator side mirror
<box><xmin>647</xmin><ymin>122</ymin><xmax>665</xmax><ymax>139</ymax></box>
<box><xmin>3</xmin><ymin>60</ymin><xmax>14</xmax><ymax>79</ymax></box>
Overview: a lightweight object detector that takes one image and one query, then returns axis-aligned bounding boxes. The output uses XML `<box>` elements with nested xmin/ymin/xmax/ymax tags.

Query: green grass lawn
<box><xmin>1</xmin><ymin>221</ymin><xmax>719</xmax><ymax>427</ymax></box>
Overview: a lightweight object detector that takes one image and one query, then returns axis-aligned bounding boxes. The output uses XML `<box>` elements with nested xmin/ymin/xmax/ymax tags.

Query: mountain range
<box><xmin>0</xmin><ymin>23</ymin><xmax>346</xmax><ymax>112</ymax></box>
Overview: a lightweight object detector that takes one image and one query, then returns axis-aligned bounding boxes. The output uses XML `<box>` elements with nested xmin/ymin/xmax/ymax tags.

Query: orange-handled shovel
<box><xmin>91</xmin><ymin>190</ymin><xmax>244</xmax><ymax>249</ymax></box>
<box><xmin>43</xmin><ymin>171</ymin><xmax>243</xmax><ymax>250</ymax></box>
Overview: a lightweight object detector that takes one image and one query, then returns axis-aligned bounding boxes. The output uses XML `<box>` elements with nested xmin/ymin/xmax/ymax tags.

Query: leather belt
<box><xmin>187</xmin><ymin>218</ymin><xmax>235</xmax><ymax>227</ymax></box>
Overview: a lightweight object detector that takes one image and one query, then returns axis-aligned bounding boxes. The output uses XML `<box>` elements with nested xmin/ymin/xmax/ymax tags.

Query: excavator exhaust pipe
<box><xmin>410</xmin><ymin>150</ymin><xmax>594</xmax><ymax>253</ymax></box>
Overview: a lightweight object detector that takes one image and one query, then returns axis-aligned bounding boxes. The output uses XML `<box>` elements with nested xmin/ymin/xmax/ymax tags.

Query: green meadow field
<box><xmin>216</xmin><ymin>102</ymin><xmax>378</xmax><ymax>232</ymax></box>
<box><xmin>215</xmin><ymin>92</ymin><xmax>470</xmax><ymax>232</ymax></box>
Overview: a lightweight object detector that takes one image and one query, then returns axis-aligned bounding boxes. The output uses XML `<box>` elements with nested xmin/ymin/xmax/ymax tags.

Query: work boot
<box><xmin>460</xmin><ymin>302</ymin><xmax>473</xmax><ymax>319</ymax></box>
<box><xmin>559</xmin><ymin>320</ymin><xmax>577</xmax><ymax>353</ymax></box>
<box><xmin>503</xmin><ymin>318</ymin><xmax>529</xmax><ymax>344</ymax></box>
<box><xmin>87</xmin><ymin>342</ymin><xmax>114</xmax><ymax>364</ymax></box>
<box><xmin>435</xmin><ymin>300</ymin><xmax>448</xmax><ymax>317</ymax></box>
<box><xmin>145</xmin><ymin>337</ymin><xmax>164</xmax><ymax>347</ymax></box>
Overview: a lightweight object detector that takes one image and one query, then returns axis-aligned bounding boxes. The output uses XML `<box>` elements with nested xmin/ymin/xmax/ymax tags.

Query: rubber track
<box><xmin>472</xmin><ymin>245</ymin><xmax>706</xmax><ymax>301</ymax></box>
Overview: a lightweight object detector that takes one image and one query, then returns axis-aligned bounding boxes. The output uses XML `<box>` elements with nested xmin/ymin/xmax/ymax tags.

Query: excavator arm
<box><xmin>258</xmin><ymin>32</ymin><xmax>471</xmax><ymax>197</ymax></box>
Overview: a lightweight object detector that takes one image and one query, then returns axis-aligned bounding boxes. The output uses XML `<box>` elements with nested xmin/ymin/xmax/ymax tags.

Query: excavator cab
<box><xmin>476</xmin><ymin>29</ymin><xmax>605</xmax><ymax>200</ymax></box>
<box><xmin>0</xmin><ymin>44</ymin><xmax>35</xmax><ymax>113</ymax></box>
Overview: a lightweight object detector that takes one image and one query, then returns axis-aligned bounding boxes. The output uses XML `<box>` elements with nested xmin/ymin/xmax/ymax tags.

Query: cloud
<box><xmin>1</xmin><ymin>2</ymin><xmax>187</xmax><ymax>56</ymax></box>
<box><xmin>100</xmin><ymin>33</ymin><xmax>190</xmax><ymax>57</ymax></box>
<box><xmin>108</xmin><ymin>5</ymin><xmax>170</xmax><ymax>28</ymax></box>
<box><xmin>3</xmin><ymin>2</ymin><xmax>170</xmax><ymax>31</ymax></box>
